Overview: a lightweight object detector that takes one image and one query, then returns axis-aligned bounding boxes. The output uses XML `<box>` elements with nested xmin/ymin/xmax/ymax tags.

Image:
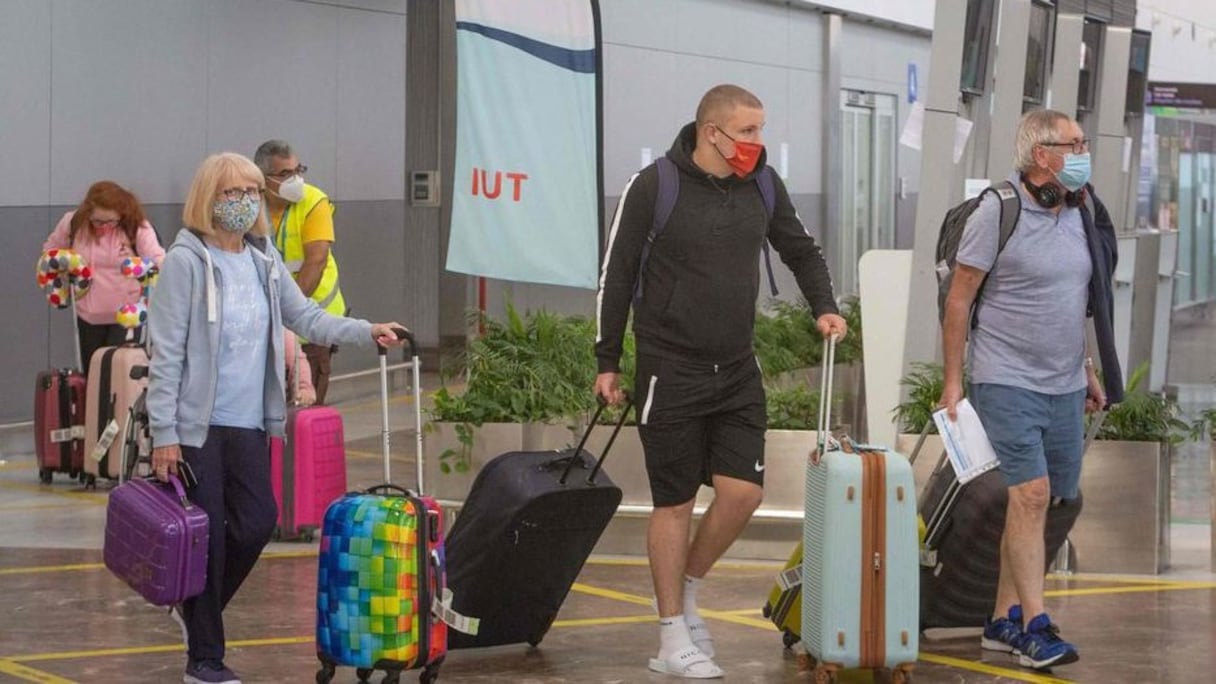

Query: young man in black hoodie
<box><xmin>594</xmin><ymin>84</ymin><xmax>846</xmax><ymax>678</ymax></box>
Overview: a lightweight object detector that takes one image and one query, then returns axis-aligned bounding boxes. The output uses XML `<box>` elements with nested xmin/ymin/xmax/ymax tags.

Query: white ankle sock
<box><xmin>683</xmin><ymin>575</ymin><xmax>702</xmax><ymax>615</ymax></box>
<box><xmin>658</xmin><ymin>615</ymin><xmax>693</xmax><ymax>657</ymax></box>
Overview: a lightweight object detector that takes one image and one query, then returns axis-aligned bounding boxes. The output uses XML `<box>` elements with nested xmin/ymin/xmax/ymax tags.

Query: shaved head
<box><xmin>696</xmin><ymin>84</ymin><xmax>763</xmax><ymax>128</ymax></box>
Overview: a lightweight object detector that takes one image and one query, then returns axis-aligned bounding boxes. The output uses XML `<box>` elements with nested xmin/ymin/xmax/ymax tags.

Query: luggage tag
<box><xmin>432</xmin><ymin>587</ymin><xmax>480</xmax><ymax>635</ymax></box>
<box><xmin>91</xmin><ymin>419</ymin><xmax>121</xmax><ymax>461</ymax></box>
<box><xmin>775</xmin><ymin>565</ymin><xmax>802</xmax><ymax>592</ymax></box>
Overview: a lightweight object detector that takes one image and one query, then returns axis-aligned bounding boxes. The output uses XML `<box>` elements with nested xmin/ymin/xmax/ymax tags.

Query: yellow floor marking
<box><xmin>0</xmin><ymin>480</ymin><xmax>107</xmax><ymax>504</ymax></box>
<box><xmin>552</xmin><ymin>614</ymin><xmax>656</xmax><ymax>628</ymax></box>
<box><xmin>918</xmin><ymin>653</ymin><xmax>1075</xmax><ymax>683</ymax></box>
<box><xmin>1046</xmin><ymin>581</ymin><xmax>1216</xmax><ymax>597</ymax></box>
<box><xmin>1047</xmin><ymin>572</ymin><xmax>1179</xmax><ymax>586</ymax></box>
<box><xmin>0</xmin><ymin>659</ymin><xmax>76</xmax><ymax>683</ymax></box>
<box><xmin>0</xmin><ymin>562</ymin><xmax>104</xmax><ymax>576</ymax></box>
<box><xmin>7</xmin><ymin>637</ymin><xmax>312</xmax><ymax>663</ymax></box>
<box><xmin>569</xmin><ymin>582</ymin><xmax>778</xmax><ymax>630</ymax></box>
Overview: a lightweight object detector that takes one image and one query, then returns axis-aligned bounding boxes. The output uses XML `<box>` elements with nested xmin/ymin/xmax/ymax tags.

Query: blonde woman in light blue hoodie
<box><xmin>147</xmin><ymin>152</ymin><xmax>406</xmax><ymax>684</ymax></box>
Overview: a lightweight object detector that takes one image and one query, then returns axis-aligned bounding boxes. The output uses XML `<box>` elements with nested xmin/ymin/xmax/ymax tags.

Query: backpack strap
<box><xmin>634</xmin><ymin>158</ymin><xmax>780</xmax><ymax>303</ymax></box>
<box><xmin>971</xmin><ymin>180</ymin><xmax>1022</xmax><ymax>328</ymax></box>
<box><xmin>755</xmin><ymin>167</ymin><xmax>779</xmax><ymax>297</ymax></box>
<box><xmin>633</xmin><ymin>157</ymin><xmax>680</xmax><ymax>304</ymax></box>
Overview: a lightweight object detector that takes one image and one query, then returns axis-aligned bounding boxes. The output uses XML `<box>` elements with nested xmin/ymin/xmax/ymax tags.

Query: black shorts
<box><xmin>634</xmin><ymin>353</ymin><xmax>767</xmax><ymax>507</ymax></box>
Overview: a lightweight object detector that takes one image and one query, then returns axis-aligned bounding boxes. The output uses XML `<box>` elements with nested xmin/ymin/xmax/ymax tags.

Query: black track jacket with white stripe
<box><xmin>596</xmin><ymin>122</ymin><xmax>839</xmax><ymax>373</ymax></box>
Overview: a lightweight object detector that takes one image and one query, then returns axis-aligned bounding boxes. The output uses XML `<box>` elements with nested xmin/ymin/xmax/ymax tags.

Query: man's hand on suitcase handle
<box><xmin>594</xmin><ymin>372</ymin><xmax>625</xmax><ymax>406</ymax></box>
<box><xmin>151</xmin><ymin>444</ymin><xmax>182</xmax><ymax>483</ymax></box>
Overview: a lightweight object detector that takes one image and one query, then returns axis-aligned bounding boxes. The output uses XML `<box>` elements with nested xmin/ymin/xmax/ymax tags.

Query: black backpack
<box><xmin>633</xmin><ymin>156</ymin><xmax>779</xmax><ymax>304</ymax></box>
<box><xmin>934</xmin><ymin>181</ymin><xmax>1021</xmax><ymax>326</ymax></box>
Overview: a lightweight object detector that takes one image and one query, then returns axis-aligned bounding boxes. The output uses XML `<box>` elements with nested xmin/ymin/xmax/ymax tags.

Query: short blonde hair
<box><xmin>182</xmin><ymin>152</ymin><xmax>269</xmax><ymax>237</ymax></box>
<box><xmin>1015</xmin><ymin>109</ymin><xmax>1071</xmax><ymax>172</ymax></box>
<box><xmin>695</xmin><ymin>84</ymin><xmax>764</xmax><ymax>129</ymax></box>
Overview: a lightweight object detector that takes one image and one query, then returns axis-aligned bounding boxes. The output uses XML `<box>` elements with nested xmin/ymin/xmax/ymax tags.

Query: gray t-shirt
<box><xmin>207</xmin><ymin>244</ymin><xmax>269</xmax><ymax>430</ymax></box>
<box><xmin>955</xmin><ymin>178</ymin><xmax>1091</xmax><ymax>395</ymax></box>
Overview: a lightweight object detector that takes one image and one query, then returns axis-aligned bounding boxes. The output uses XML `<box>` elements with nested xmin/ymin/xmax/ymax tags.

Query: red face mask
<box><xmin>714</xmin><ymin>126</ymin><xmax>764</xmax><ymax>177</ymax></box>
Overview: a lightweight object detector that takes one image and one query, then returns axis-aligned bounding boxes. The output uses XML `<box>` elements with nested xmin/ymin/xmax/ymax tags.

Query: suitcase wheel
<box><xmin>762</xmin><ymin>603</ymin><xmax>772</xmax><ymax>619</ymax></box>
<box><xmin>781</xmin><ymin>630</ymin><xmax>799</xmax><ymax>649</ymax></box>
<box><xmin>891</xmin><ymin>665</ymin><xmax>914</xmax><ymax>684</ymax></box>
<box><xmin>38</xmin><ymin>469</ymin><xmax>53</xmax><ymax>485</ymax></box>
<box><xmin>355</xmin><ymin>668</ymin><xmax>373</xmax><ymax>682</ymax></box>
<box><xmin>420</xmin><ymin>665</ymin><xmax>439</xmax><ymax>684</ymax></box>
<box><xmin>84</xmin><ymin>474</ymin><xmax>97</xmax><ymax>490</ymax></box>
<box><xmin>314</xmin><ymin>663</ymin><xmax>336</xmax><ymax>684</ymax></box>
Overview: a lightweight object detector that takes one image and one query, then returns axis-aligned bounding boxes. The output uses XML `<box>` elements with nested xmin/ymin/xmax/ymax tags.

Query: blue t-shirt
<box><xmin>955</xmin><ymin>176</ymin><xmax>1092</xmax><ymax>395</ymax></box>
<box><xmin>208</xmin><ymin>245</ymin><xmax>269</xmax><ymax>430</ymax></box>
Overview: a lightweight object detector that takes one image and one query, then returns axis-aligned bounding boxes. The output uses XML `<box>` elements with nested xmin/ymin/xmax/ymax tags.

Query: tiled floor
<box><xmin>0</xmin><ymin>309</ymin><xmax>1211</xmax><ymax>683</ymax></box>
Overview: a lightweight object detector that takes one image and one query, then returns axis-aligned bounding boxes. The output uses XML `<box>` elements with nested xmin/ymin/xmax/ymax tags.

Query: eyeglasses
<box><xmin>219</xmin><ymin>187</ymin><xmax>264</xmax><ymax>201</ymax></box>
<box><xmin>266</xmin><ymin>165</ymin><xmax>308</xmax><ymax>180</ymax></box>
<box><xmin>1041</xmin><ymin>139</ymin><xmax>1090</xmax><ymax>154</ymax></box>
<box><xmin>89</xmin><ymin>217</ymin><xmax>120</xmax><ymax>228</ymax></box>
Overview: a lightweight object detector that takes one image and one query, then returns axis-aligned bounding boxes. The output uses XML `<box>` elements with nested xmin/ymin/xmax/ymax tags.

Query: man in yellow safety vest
<box><xmin>255</xmin><ymin>139</ymin><xmax>347</xmax><ymax>405</ymax></box>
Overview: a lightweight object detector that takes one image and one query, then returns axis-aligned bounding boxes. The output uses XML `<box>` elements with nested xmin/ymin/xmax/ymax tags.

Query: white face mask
<box><xmin>276</xmin><ymin>175</ymin><xmax>305</xmax><ymax>203</ymax></box>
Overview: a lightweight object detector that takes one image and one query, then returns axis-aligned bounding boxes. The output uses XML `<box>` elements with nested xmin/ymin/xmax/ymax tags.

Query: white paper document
<box><xmin>932</xmin><ymin>399</ymin><xmax>999</xmax><ymax>484</ymax></box>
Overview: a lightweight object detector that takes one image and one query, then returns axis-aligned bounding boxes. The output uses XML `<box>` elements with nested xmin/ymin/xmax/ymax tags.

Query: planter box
<box><xmin>1070</xmin><ymin>440</ymin><xmax>1171</xmax><ymax>575</ymax></box>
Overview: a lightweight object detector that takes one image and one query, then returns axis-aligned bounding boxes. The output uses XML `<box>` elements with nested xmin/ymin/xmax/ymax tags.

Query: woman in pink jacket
<box><xmin>43</xmin><ymin>181</ymin><xmax>165</xmax><ymax>372</ymax></box>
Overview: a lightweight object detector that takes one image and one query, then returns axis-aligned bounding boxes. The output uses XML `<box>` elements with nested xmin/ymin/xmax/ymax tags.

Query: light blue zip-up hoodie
<box><xmin>147</xmin><ymin>229</ymin><xmax>374</xmax><ymax>448</ymax></box>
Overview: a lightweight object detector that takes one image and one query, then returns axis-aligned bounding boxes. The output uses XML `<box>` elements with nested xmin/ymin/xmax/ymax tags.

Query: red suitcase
<box><xmin>270</xmin><ymin>405</ymin><xmax>348</xmax><ymax>541</ymax></box>
<box><xmin>34</xmin><ymin>369</ymin><xmax>87</xmax><ymax>484</ymax></box>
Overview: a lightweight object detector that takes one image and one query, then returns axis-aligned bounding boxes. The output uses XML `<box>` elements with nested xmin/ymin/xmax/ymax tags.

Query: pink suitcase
<box><xmin>34</xmin><ymin>369</ymin><xmax>87</xmax><ymax>483</ymax></box>
<box><xmin>84</xmin><ymin>343</ymin><xmax>150</xmax><ymax>485</ymax></box>
<box><xmin>104</xmin><ymin>475</ymin><xmax>209</xmax><ymax>606</ymax></box>
<box><xmin>270</xmin><ymin>406</ymin><xmax>348</xmax><ymax>542</ymax></box>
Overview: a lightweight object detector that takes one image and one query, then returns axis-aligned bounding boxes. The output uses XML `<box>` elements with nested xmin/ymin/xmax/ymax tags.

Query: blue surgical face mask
<box><xmin>212</xmin><ymin>196</ymin><xmax>261</xmax><ymax>233</ymax></box>
<box><xmin>1055</xmin><ymin>152</ymin><xmax>1092</xmax><ymax>192</ymax></box>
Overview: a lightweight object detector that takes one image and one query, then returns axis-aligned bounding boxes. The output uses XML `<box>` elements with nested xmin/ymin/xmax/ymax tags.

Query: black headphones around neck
<box><xmin>1020</xmin><ymin>173</ymin><xmax>1084</xmax><ymax>208</ymax></box>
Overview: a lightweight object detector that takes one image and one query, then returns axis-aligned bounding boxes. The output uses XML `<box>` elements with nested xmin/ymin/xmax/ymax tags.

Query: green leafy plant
<box><xmin>1096</xmin><ymin>363</ymin><xmax>1190</xmax><ymax>444</ymax></box>
<box><xmin>427</xmin><ymin>302</ymin><xmax>605</xmax><ymax>473</ymax></box>
<box><xmin>892</xmin><ymin>362</ymin><xmax>945</xmax><ymax>434</ymax></box>
<box><xmin>752</xmin><ymin>296</ymin><xmax>863</xmax><ymax>379</ymax></box>
<box><xmin>1190</xmin><ymin>406</ymin><xmax>1216</xmax><ymax>441</ymax></box>
<box><xmin>766</xmin><ymin>386</ymin><xmax>828</xmax><ymax>431</ymax></box>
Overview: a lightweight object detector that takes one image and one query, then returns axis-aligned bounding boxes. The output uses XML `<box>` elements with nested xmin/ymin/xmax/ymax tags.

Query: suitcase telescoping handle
<box><xmin>559</xmin><ymin>394</ymin><xmax>634</xmax><ymax>486</ymax></box>
<box><xmin>377</xmin><ymin>327</ymin><xmax>423</xmax><ymax>492</ymax></box>
<box><xmin>812</xmin><ymin>335</ymin><xmax>839</xmax><ymax>464</ymax></box>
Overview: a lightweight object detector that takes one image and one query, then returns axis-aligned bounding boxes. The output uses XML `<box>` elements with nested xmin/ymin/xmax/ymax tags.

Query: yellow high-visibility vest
<box><xmin>273</xmin><ymin>183</ymin><xmax>346</xmax><ymax>317</ymax></box>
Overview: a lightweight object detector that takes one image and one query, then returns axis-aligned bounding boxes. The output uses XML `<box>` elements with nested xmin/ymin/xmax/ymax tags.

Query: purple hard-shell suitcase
<box><xmin>104</xmin><ymin>475</ymin><xmax>209</xmax><ymax>606</ymax></box>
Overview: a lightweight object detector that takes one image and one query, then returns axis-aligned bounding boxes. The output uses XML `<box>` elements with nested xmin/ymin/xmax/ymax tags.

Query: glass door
<box><xmin>838</xmin><ymin>90</ymin><xmax>896</xmax><ymax>296</ymax></box>
<box><xmin>1196</xmin><ymin>153</ymin><xmax>1214</xmax><ymax>301</ymax></box>
<box><xmin>1176</xmin><ymin>152</ymin><xmax>1194</xmax><ymax>306</ymax></box>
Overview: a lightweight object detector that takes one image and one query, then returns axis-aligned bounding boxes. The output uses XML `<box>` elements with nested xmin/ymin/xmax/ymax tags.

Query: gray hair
<box><xmin>1014</xmin><ymin>109</ymin><xmax>1070</xmax><ymax>171</ymax></box>
<box><xmin>253</xmin><ymin>139</ymin><xmax>295</xmax><ymax>173</ymax></box>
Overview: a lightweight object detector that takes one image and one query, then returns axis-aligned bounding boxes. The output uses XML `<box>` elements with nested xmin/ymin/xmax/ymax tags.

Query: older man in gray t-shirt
<box><xmin>938</xmin><ymin>109</ymin><xmax>1110</xmax><ymax>673</ymax></box>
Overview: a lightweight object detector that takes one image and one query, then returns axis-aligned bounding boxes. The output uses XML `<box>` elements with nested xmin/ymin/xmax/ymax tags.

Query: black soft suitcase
<box><xmin>445</xmin><ymin>400</ymin><xmax>630</xmax><ymax>649</ymax></box>
<box><xmin>917</xmin><ymin>411</ymin><xmax>1104</xmax><ymax>629</ymax></box>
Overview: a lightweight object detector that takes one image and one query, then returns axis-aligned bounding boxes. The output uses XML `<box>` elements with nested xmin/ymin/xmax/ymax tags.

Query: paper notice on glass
<box><xmin>953</xmin><ymin>116</ymin><xmax>974</xmax><ymax>163</ymax></box>
<box><xmin>899</xmin><ymin>101</ymin><xmax>925</xmax><ymax>151</ymax></box>
<box><xmin>932</xmin><ymin>399</ymin><xmax>999</xmax><ymax>484</ymax></box>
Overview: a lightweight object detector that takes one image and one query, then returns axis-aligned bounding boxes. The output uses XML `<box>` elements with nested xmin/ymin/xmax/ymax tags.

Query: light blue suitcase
<box><xmin>801</xmin><ymin>339</ymin><xmax>919</xmax><ymax>684</ymax></box>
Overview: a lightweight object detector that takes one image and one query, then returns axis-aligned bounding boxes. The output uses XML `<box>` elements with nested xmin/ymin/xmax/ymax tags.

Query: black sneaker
<box><xmin>183</xmin><ymin>659</ymin><xmax>241</xmax><ymax>684</ymax></box>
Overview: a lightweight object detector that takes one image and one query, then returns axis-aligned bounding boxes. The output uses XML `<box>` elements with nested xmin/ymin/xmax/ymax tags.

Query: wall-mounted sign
<box><xmin>1145</xmin><ymin>82</ymin><xmax>1216</xmax><ymax>109</ymax></box>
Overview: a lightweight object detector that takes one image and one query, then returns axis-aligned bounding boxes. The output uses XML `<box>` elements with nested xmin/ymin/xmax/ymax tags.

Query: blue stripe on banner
<box><xmin>456</xmin><ymin>21</ymin><xmax>596</xmax><ymax>74</ymax></box>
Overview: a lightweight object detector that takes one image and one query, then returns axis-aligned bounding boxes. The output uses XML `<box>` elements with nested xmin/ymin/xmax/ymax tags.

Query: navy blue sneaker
<box><xmin>980</xmin><ymin>604</ymin><xmax>1023</xmax><ymax>654</ymax></box>
<box><xmin>1016</xmin><ymin>613</ymin><xmax>1079</xmax><ymax>670</ymax></box>
<box><xmin>183</xmin><ymin>659</ymin><xmax>241</xmax><ymax>684</ymax></box>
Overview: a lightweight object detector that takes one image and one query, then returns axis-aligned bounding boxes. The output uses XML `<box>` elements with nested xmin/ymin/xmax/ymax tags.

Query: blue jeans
<box><xmin>969</xmin><ymin>383</ymin><xmax>1086</xmax><ymax>499</ymax></box>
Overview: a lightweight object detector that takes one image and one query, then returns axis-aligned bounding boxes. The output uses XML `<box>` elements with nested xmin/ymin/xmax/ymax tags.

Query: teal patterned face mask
<box><xmin>212</xmin><ymin>196</ymin><xmax>261</xmax><ymax>233</ymax></box>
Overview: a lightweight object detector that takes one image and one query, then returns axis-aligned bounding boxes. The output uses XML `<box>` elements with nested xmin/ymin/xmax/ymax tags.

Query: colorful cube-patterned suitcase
<box><xmin>315</xmin><ymin>488</ymin><xmax>446</xmax><ymax>681</ymax></box>
<box><xmin>315</xmin><ymin>329</ymin><xmax>447</xmax><ymax>684</ymax></box>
